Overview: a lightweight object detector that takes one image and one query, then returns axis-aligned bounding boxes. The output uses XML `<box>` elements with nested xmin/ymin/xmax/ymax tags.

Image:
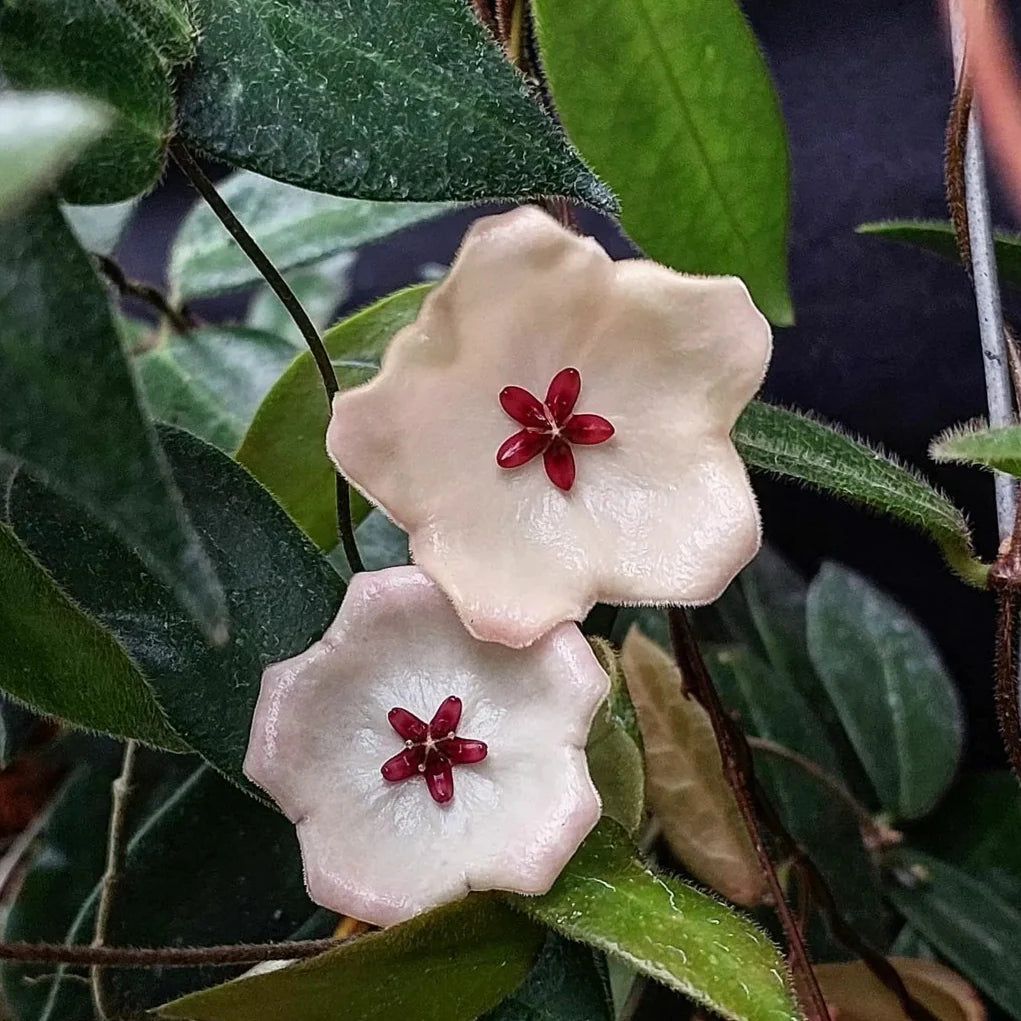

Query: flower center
<box><xmin>496</xmin><ymin>367</ymin><xmax>614</xmax><ymax>491</ymax></box>
<box><xmin>380</xmin><ymin>695</ymin><xmax>487</xmax><ymax>804</ymax></box>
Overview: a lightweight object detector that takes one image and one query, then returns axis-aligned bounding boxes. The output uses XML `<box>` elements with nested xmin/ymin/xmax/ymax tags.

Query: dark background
<box><xmin>120</xmin><ymin>0</ymin><xmax>1014</xmax><ymax>768</ymax></box>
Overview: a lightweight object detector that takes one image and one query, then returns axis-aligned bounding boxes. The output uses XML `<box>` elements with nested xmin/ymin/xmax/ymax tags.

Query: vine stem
<box><xmin>91</xmin><ymin>740</ymin><xmax>138</xmax><ymax>1019</ymax></box>
<box><xmin>667</xmin><ymin>609</ymin><xmax>831</xmax><ymax>1021</ymax></box>
<box><xmin>95</xmin><ymin>255</ymin><xmax>196</xmax><ymax>334</ymax></box>
<box><xmin>168</xmin><ymin>139</ymin><xmax>364</xmax><ymax>575</ymax></box>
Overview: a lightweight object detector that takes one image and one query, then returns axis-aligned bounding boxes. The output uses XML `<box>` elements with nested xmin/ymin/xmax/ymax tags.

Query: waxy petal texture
<box><xmin>244</xmin><ymin>567</ymin><xmax>608</xmax><ymax>927</ymax></box>
<box><xmin>328</xmin><ymin>207</ymin><xmax>771</xmax><ymax>647</ymax></box>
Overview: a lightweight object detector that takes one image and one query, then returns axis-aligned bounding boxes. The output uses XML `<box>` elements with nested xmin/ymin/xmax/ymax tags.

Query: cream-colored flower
<box><xmin>244</xmin><ymin>566</ymin><xmax>608</xmax><ymax>928</ymax></box>
<box><xmin>328</xmin><ymin>207</ymin><xmax>771</xmax><ymax>648</ymax></box>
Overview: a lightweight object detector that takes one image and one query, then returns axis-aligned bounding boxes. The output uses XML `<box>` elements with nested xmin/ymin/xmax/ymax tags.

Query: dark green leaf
<box><xmin>175</xmin><ymin>0</ymin><xmax>613</xmax><ymax>207</ymax></box>
<box><xmin>0</xmin><ymin>523</ymin><xmax>186</xmax><ymax>750</ymax></box>
<box><xmin>158</xmin><ymin>896</ymin><xmax>545</xmax><ymax>1021</ymax></box>
<box><xmin>0</xmin><ymin>0</ymin><xmax>189</xmax><ymax>202</ymax></box>
<box><xmin>170</xmin><ymin>170</ymin><xmax>450</xmax><ymax>299</ymax></box>
<box><xmin>237</xmin><ymin>285</ymin><xmax>430</xmax><ymax>548</ymax></box>
<box><xmin>482</xmin><ymin>933</ymin><xmax>613</xmax><ymax>1021</ymax></box>
<box><xmin>734</xmin><ymin>401</ymin><xmax>985</xmax><ymax>587</ymax></box>
<box><xmin>806</xmin><ymin>563</ymin><xmax>963</xmax><ymax>820</ymax></box>
<box><xmin>707</xmin><ymin>646</ymin><xmax>887</xmax><ymax>949</ymax></box>
<box><xmin>0</xmin><ymin>200</ymin><xmax>226</xmax><ymax>638</ymax></box>
<box><xmin>931</xmin><ymin>422</ymin><xmax>1021</xmax><ymax>478</ymax></box>
<box><xmin>857</xmin><ymin>219</ymin><xmax>1021</xmax><ymax>286</ymax></box>
<box><xmin>0</xmin><ymin>91</ymin><xmax>109</xmax><ymax>218</ymax></box>
<box><xmin>139</xmin><ymin>326</ymin><xmax>304</xmax><ymax>451</ymax></box>
<box><xmin>886</xmin><ymin>850</ymin><xmax>1021</xmax><ymax>1018</ymax></box>
<box><xmin>42</xmin><ymin>765</ymin><xmax>315</xmax><ymax>1019</ymax></box>
<box><xmin>533</xmin><ymin>0</ymin><xmax>791</xmax><ymax>324</ymax></box>
<box><xmin>62</xmin><ymin>197</ymin><xmax>137</xmax><ymax>255</ymax></box>
<box><xmin>8</xmin><ymin>426</ymin><xmax>345</xmax><ymax>790</ymax></box>
<box><xmin>515</xmin><ymin>820</ymin><xmax>800</xmax><ymax>1021</ymax></box>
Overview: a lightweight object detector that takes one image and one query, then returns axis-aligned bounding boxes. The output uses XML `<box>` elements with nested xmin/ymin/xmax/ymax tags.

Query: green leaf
<box><xmin>533</xmin><ymin>0</ymin><xmax>791</xmax><ymax>324</ymax></box>
<box><xmin>42</xmin><ymin>764</ymin><xmax>315</xmax><ymax>1019</ymax></box>
<box><xmin>857</xmin><ymin>219</ymin><xmax>1021</xmax><ymax>286</ymax></box>
<box><xmin>0</xmin><ymin>523</ymin><xmax>186</xmax><ymax>750</ymax></box>
<box><xmin>0</xmin><ymin>91</ymin><xmax>110</xmax><ymax>218</ymax></box>
<box><xmin>0</xmin><ymin>200</ymin><xmax>226</xmax><ymax>638</ymax></box>
<box><xmin>139</xmin><ymin>326</ymin><xmax>305</xmax><ymax>452</ymax></box>
<box><xmin>62</xmin><ymin>197</ymin><xmax>137</xmax><ymax>255</ymax></box>
<box><xmin>482</xmin><ymin>933</ymin><xmax>613</xmax><ymax>1021</ymax></box>
<box><xmin>930</xmin><ymin>422</ymin><xmax>1021</xmax><ymax>478</ymax></box>
<box><xmin>237</xmin><ymin>285</ymin><xmax>430</xmax><ymax>548</ymax></box>
<box><xmin>733</xmin><ymin>401</ymin><xmax>986</xmax><ymax>587</ymax></box>
<box><xmin>7</xmin><ymin>426</ymin><xmax>345</xmax><ymax>790</ymax></box>
<box><xmin>886</xmin><ymin>850</ymin><xmax>1021</xmax><ymax>1018</ymax></box>
<box><xmin>515</xmin><ymin>820</ymin><xmax>800</xmax><ymax>1021</ymax></box>
<box><xmin>158</xmin><ymin>896</ymin><xmax>544</xmax><ymax>1021</ymax></box>
<box><xmin>0</xmin><ymin>0</ymin><xmax>190</xmax><ymax>203</ymax></box>
<box><xmin>175</xmin><ymin>0</ymin><xmax>613</xmax><ymax>208</ymax></box>
<box><xmin>707</xmin><ymin>646</ymin><xmax>887</xmax><ymax>949</ymax></box>
<box><xmin>806</xmin><ymin>563</ymin><xmax>963</xmax><ymax>821</ymax></box>
<box><xmin>170</xmin><ymin>170</ymin><xmax>449</xmax><ymax>300</ymax></box>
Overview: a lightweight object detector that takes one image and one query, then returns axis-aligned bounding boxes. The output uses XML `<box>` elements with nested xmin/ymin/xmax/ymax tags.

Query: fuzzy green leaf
<box><xmin>806</xmin><ymin>564</ymin><xmax>963</xmax><ymax>821</ymax></box>
<box><xmin>237</xmin><ymin>285</ymin><xmax>430</xmax><ymax>548</ymax></box>
<box><xmin>930</xmin><ymin>422</ymin><xmax>1021</xmax><ymax>478</ymax></box>
<box><xmin>886</xmin><ymin>850</ymin><xmax>1021</xmax><ymax>1019</ymax></box>
<box><xmin>857</xmin><ymin>219</ymin><xmax>1021</xmax><ymax>286</ymax></box>
<box><xmin>158</xmin><ymin>897</ymin><xmax>544</xmax><ymax>1021</ymax></box>
<box><xmin>170</xmin><ymin>170</ymin><xmax>450</xmax><ymax>300</ymax></box>
<box><xmin>0</xmin><ymin>0</ymin><xmax>192</xmax><ymax>202</ymax></box>
<box><xmin>733</xmin><ymin>401</ymin><xmax>985</xmax><ymax>586</ymax></box>
<box><xmin>175</xmin><ymin>0</ymin><xmax>613</xmax><ymax>208</ymax></box>
<box><xmin>533</xmin><ymin>0</ymin><xmax>791</xmax><ymax>324</ymax></box>
<box><xmin>0</xmin><ymin>200</ymin><xmax>226</xmax><ymax>638</ymax></box>
<box><xmin>0</xmin><ymin>91</ymin><xmax>110</xmax><ymax>218</ymax></box>
<box><xmin>514</xmin><ymin>820</ymin><xmax>801</xmax><ymax>1021</ymax></box>
<box><xmin>7</xmin><ymin>426</ymin><xmax>345</xmax><ymax>790</ymax></box>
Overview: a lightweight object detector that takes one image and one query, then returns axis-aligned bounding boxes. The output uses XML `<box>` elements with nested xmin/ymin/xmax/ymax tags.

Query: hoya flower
<box><xmin>244</xmin><ymin>566</ymin><xmax>608</xmax><ymax>928</ymax></box>
<box><xmin>328</xmin><ymin>206</ymin><xmax>771</xmax><ymax>648</ymax></box>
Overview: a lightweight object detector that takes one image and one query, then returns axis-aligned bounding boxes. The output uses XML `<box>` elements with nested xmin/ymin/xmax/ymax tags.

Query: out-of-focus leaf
<box><xmin>611</xmin><ymin>607</ymin><xmax>671</xmax><ymax>652</ymax></box>
<box><xmin>806</xmin><ymin>563</ymin><xmax>963</xmax><ymax>820</ymax></box>
<box><xmin>0</xmin><ymin>523</ymin><xmax>186</xmax><ymax>750</ymax></box>
<box><xmin>515</xmin><ymin>820</ymin><xmax>800</xmax><ymax>1021</ymax></box>
<box><xmin>158</xmin><ymin>897</ymin><xmax>544</xmax><ymax>1021</ymax></box>
<box><xmin>620</xmin><ymin>627</ymin><xmax>766</xmax><ymax>907</ymax></box>
<box><xmin>733</xmin><ymin>402</ymin><xmax>986</xmax><ymax>587</ymax></box>
<box><xmin>330</xmin><ymin>510</ymin><xmax>410</xmax><ymax>581</ymax></box>
<box><xmin>175</xmin><ymin>0</ymin><xmax>613</xmax><ymax>208</ymax></box>
<box><xmin>62</xmin><ymin>197</ymin><xmax>136</xmax><ymax>255</ymax></box>
<box><xmin>931</xmin><ymin>422</ymin><xmax>1021</xmax><ymax>479</ymax></box>
<box><xmin>237</xmin><ymin>285</ymin><xmax>430</xmax><ymax>548</ymax></box>
<box><xmin>814</xmin><ymin>958</ymin><xmax>985</xmax><ymax>1021</ymax></box>
<box><xmin>857</xmin><ymin>219</ymin><xmax>1021</xmax><ymax>286</ymax></box>
<box><xmin>8</xmin><ymin>426</ymin><xmax>345</xmax><ymax>790</ymax></box>
<box><xmin>171</xmin><ymin>170</ymin><xmax>449</xmax><ymax>299</ymax></box>
<box><xmin>0</xmin><ymin>0</ymin><xmax>191</xmax><ymax>202</ymax></box>
<box><xmin>533</xmin><ymin>0</ymin><xmax>791</xmax><ymax>324</ymax></box>
<box><xmin>0</xmin><ymin>91</ymin><xmax>109</xmax><ymax>218</ymax></box>
<box><xmin>0</xmin><ymin>696</ymin><xmax>39</xmax><ymax>770</ymax></box>
<box><xmin>0</xmin><ymin>200</ymin><xmax>226</xmax><ymax>639</ymax></box>
<box><xmin>886</xmin><ymin>850</ymin><xmax>1021</xmax><ymax>1018</ymax></box>
<box><xmin>482</xmin><ymin>933</ymin><xmax>613</xmax><ymax>1021</ymax></box>
<box><xmin>707</xmin><ymin>646</ymin><xmax>887</xmax><ymax>948</ymax></box>
<box><xmin>139</xmin><ymin>326</ymin><xmax>304</xmax><ymax>452</ymax></box>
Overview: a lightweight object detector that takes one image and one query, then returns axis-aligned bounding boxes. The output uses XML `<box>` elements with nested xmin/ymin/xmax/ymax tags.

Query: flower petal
<box><xmin>428</xmin><ymin>695</ymin><xmax>462</xmax><ymax>736</ymax></box>
<box><xmin>424</xmin><ymin>759</ymin><xmax>455</xmax><ymax>803</ymax></box>
<box><xmin>387</xmin><ymin>706</ymin><xmax>428</xmax><ymax>741</ymax></box>
<box><xmin>442</xmin><ymin>738</ymin><xmax>488</xmax><ymax>764</ymax></box>
<box><xmin>563</xmin><ymin>413</ymin><xmax>614</xmax><ymax>445</ymax></box>
<box><xmin>543</xmin><ymin>438</ymin><xmax>576</xmax><ymax>491</ymax></box>
<box><xmin>500</xmin><ymin>385</ymin><xmax>548</xmax><ymax>428</ymax></box>
<box><xmin>497</xmin><ymin>428</ymin><xmax>549</xmax><ymax>469</ymax></box>
<box><xmin>545</xmin><ymin>367</ymin><xmax>581</xmax><ymax>425</ymax></box>
<box><xmin>381</xmin><ymin>746</ymin><xmax>425</xmax><ymax>781</ymax></box>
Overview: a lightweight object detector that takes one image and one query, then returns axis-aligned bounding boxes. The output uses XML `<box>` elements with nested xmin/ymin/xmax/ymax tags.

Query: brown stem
<box><xmin>667</xmin><ymin>609</ymin><xmax>831</xmax><ymax>1021</ymax></box>
<box><xmin>0</xmin><ymin>938</ymin><xmax>344</xmax><ymax>968</ymax></box>
<box><xmin>469</xmin><ymin>0</ymin><xmax>498</xmax><ymax>34</ymax></box>
<box><xmin>946</xmin><ymin>72</ymin><xmax>974</xmax><ymax>271</ymax></box>
<box><xmin>95</xmin><ymin>255</ymin><xmax>195</xmax><ymax>334</ymax></box>
<box><xmin>169</xmin><ymin>139</ymin><xmax>364</xmax><ymax>575</ymax></box>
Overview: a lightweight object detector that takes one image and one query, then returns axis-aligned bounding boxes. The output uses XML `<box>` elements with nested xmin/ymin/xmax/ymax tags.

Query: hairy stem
<box><xmin>169</xmin><ymin>139</ymin><xmax>364</xmax><ymax>574</ymax></box>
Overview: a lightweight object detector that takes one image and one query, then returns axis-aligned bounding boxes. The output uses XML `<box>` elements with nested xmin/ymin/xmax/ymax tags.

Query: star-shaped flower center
<box><xmin>496</xmin><ymin>367</ymin><xmax>614</xmax><ymax>491</ymax></box>
<box><xmin>380</xmin><ymin>695</ymin><xmax>488</xmax><ymax>804</ymax></box>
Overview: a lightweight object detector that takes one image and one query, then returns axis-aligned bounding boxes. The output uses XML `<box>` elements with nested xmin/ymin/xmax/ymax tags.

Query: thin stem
<box><xmin>95</xmin><ymin>255</ymin><xmax>195</xmax><ymax>334</ymax></box>
<box><xmin>0</xmin><ymin>939</ymin><xmax>342</xmax><ymax>968</ymax></box>
<box><xmin>169</xmin><ymin>139</ymin><xmax>364</xmax><ymax>574</ymax></box>
<box><xmin>667</xmin><ymin>609</ymin><xmax>831</xmax><ymax>1021</ymax></box>
<box><xmin>91</xmin><ymin>740</ymin><xmax>138</xmax><ymax>1020</ymax></box>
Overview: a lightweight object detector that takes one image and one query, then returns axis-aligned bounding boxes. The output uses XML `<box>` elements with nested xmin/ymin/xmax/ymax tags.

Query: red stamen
<box><xmin>545</xmin><ymin>367</ymin><xmax>581</xmax><ymax>425</ymax></box>
<box><xmin>381</xmin><ymin>696</ymin><xmax>488</xmax><ymax>804</ymax></box>
<box><xmin>500</xmin><ymin>386</ymin><xmax>548</xmax><ymax>429</ymax></box>
<box><xmin>543</xmin><ymin>439</ymin><xmax>576</xmax><ymax>491</ymax></box>
<box><xmin>563</xmin><ymin>414</ymin><xmax>615</xmax><ymax>445</ymax></box>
